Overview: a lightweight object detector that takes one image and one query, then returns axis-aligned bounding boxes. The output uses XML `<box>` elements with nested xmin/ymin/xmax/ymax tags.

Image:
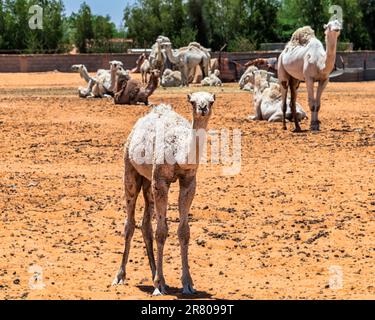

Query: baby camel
<box><xmin>112</xmin><ymin>92</ymin><xmax>216</xmax><ymax>296</ymax></box>
<box><xmin>114</xmin><ymin>69</ymin><xmax>160</xmax><ymax>105</ymax></box>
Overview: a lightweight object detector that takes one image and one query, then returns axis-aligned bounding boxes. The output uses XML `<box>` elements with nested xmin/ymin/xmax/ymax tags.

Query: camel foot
<box><xmin>283</xmin><ymin>126</ymin><xmax>287</xmax><ymax>131</ymax></box>
<box><xmin>153</xmin><ymin>285</ymin><xmax>168</xmax><ymax>296</ymax></box>
<box><xmin>112</xmin><ymin>270</ymin><xmax>126</xmax><ymax>286</ymax></box>
<box><xmin>310</xmin><ymin>121</ymin><xmax>321</xmax><ymax>132</ymax></box>
<box><xmin>182</xmin><ymin>284</ymin><xmax>197</xmax><ymax>295</ymax></box>
<box><xmin>293</xmin><ymin>126</ymin><xmax>302</xmax><ymax>133</ymax></box>
<box><xmin>247</xmin><ymin>115</ymin><xmax>257</xmax><ymax>121</ymax></box>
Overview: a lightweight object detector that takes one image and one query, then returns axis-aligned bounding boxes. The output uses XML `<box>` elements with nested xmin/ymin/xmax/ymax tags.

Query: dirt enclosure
<box><xmin>0</xmin><ymin>72</ymin><xmax>374</xmax><ymax>300</ymax></box>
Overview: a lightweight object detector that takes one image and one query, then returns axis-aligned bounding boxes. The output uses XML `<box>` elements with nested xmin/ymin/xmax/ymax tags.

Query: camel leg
<box><xmin>178</xmin><ymin>175</ymin><xmax>197</xmax><ymax>295</ymax></box>
<box><xmin>141</xmin><ymin>179</ymin><xmax>156</xmax><ymax>279</ymax></box>
<box><xmin>314</xmin><ymin>79</ymin><xmax>329</xmax><ymax>131</ymax></box>
<box><xmin>305</xmin><ymin>78</ymin><xmax>318</xmax><ymax>131</ymax></box>
<box><xmin>278</xmin><ymin>58</ymin><xmax>290</xmax><ymax>130</ymax></box>
<box><xmin>182</xmin><ymin>65</ymin><xmax>189</xmax><ymax>87</ymax></box>
<box><xmin>152</xmin><ymin>175</ymin><xmax>170</xmax><ymax>296</ymax></box>
<box><xmin>280</xmin><ymin>81</ymin><xmax>289</xmax><ymax>130</ymax></box>
<box><xmin>290</xmin><ymin>78</ymin><xmax>302</xmax><ymax>133</ymax></box>
<box><xmin>112</xmin><ymin>156</ymin><xmax>143</xmax><ymax>286</ymax></box>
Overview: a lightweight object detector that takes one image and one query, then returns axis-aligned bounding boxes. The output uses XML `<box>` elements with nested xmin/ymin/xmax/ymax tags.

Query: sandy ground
<box><xmin>0</xmin><ymin>72</ymin><xmax>374</xmax><ymax>300</ymax></box>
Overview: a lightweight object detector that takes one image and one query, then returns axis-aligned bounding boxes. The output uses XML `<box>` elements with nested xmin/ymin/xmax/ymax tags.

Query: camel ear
<box><xmin>212</xmin><ymin>94</ymin><xmax>216</xmax><ymax>102</ymax></box>
<box><xmin>324</xmin><ymin>24</ymin><xmax>328</xmax><ymax>30</ymax></box>
<box><xmin>187</xmin><ymin>94</ymin><xmax>193</xmax><ymax>103</ymax></box>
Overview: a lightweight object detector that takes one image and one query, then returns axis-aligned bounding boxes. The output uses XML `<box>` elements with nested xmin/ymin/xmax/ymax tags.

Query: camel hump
<box><xmin>188</xmin><ymin>42</ymin><xmax>209</xmax><ymax>53</ymax></box>
<box><xmin>288</xmin><ymin>26</ymin><xmax>316</xmax><ymax>47</ymax></box>
<box><xmin>152</xmin><ymin>103</ymin><xmax>173</xmax><ymax>115</ymax></box>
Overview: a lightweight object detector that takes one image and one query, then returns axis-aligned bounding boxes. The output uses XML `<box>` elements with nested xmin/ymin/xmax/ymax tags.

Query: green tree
<box><xmin>124</xmin><ymin>0</ymin><xmax>163</xmax><ymax>47</ymax></box>
<box><xmin>278</xmin><ymin>0</ymin><xmax>330</xmax><ymax>41</ymax></box>
<box><xmin>91</xmin><ymin>15</ymin><xmax>116</xmax><ymax>52</ymax></box>
<box><xmin>0</xmin><ymin>0</ymin><xmax>5</xmax><ymax>48</ymax></box>
<box><xmin>331</xmin><ymin>0</ymin><xmax>370</xmax><ymax>50</ymax></box>
<box><xmin>72</xmin><ymin>2</ymin><xmax>94</xmax><ymax>53</ymax></box>
<box><xmin>358</xmin><ymin>0</ymin><xmax>375</xmax><ymax>49</ymax></box>
<box><xmin>42</xmin><ymin>0</ymin><xmax>65</xmax><ymax>52</ymax></box>
<box><xmin>187</xmin><ymin>0</ymin><xmax>208</xmax><ymax>46</ymax></box>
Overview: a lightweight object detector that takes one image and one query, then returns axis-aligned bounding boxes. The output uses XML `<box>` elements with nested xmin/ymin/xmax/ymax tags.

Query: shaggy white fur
<box><xmin>283</xmin><ymin>26</ymin><xmax>327</xmax><ymax>71</ymax></box>
<box><xmin>289</xmin><ymin>26</ymin><xmax>316</xmax><ymax>47</ymax></box>
<box><xmin>128</xmin><ymin>104</ymin><xmax>193</xmax><ymax>166</ymax></box>
<box><xmin>239</xmin><ymin>66</ymin><xmax>258</xmax><ymax>90</ymax></box>
<box><xmin>250</xmin><ymin>72</ymin><xmax>307</xmax><ymax>122</ymax></box>
<box><xmin>161</xmin><ymin>68</ymin><xmax>182</xmax><ymax>87</ymax></box>
<box><xmin>201</xmin><ymin>69</ymin><xmax>222</xmax><ymax>86</ymax></box>
<box><xmin>128</xmin><ymin>92</ymin><xmax>214</xmax><ymax>166</ymax></box>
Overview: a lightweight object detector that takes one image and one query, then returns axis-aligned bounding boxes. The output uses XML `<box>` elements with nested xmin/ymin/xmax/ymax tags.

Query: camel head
<box><xmin>161</xmin><ymin>41</ymin><xmax>172</xmax><ymax>50</ymax></box>
<box><xmin>254</xmin><ymin>71</ymin><xmax>270</xmax><ymax>94</ymax></box>
<box><xmin>136</xmin><ymin>53</ymin><xmax>146</xmax><ymax>66</ymax></box>
<box><xmin>156</xmin><ymin>35</ymin><xmax>171</xmax><ymax>45</ymax></box>
<box><xmin>71</xmin><ymin>64</ymin><xmax>86</xmax><ymax>72</ymax></box>
<box><xmin>213</xmin><ymin>69</ymin><xmax>220</xmax><ymax>77</ymax></box>
<box><xmin>150</xmin><ymin>69</ymin><xmax>161</xmax><ymax>79</ymax></box>
<box><xmin>188</xmin><ymin>92</ymin><xmax>216</xmax><ymax>118</ymax></box>
<box><xmin>109</xmin><ymin>60</ymin><xmax>124</xmax><ymax>69</ymax></box>
<box><xmin>116</xmin><ymin>66</ymin><xmax>130</xmax><ymax>80</ymax></box>
<box><xmin>324</xmin><ymin>19</ymin><xmax>342</xmax><ymax>37</ymax></box>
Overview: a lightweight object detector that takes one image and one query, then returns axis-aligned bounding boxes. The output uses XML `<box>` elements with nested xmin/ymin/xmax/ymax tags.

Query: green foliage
<box><xmin>228</xmin><ymin>36</ymin><xmax>255</xmax><ymax>52</ymax></box>
<box><xmin>277</xmin><ymin>0</ymin><xmax>330</xmax><ymax>40</ymax></box>
<box><xmin>71</xmin><ymin>2</ymin><xmax>94</xmax><ymax>53</ymax></box>
<box><xmin>0</xmin><ymin>0</ymin><xmax>374</xmax><ymax>53</ymax></box>
<box><xmin>332</xmin><ymin>0</ymin><xmax>370</xmax><ymax>50</ymax></box>
<box><xmin>359</xmin><ymin>0</ymin><xmax>375</xmax><ymax>49</ymax></box>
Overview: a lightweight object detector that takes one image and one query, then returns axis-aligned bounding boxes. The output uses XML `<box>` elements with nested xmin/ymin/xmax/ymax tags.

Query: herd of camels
<box><xmin>73</xmin><ymin>20</ymin><xmax>342</xmax><ymax>295</ymax></box>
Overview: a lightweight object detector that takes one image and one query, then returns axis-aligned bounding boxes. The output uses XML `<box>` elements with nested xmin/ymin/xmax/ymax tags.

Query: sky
<box><xmin>63</xmin><ymin>0</ymin><xmax>136</xmax><ymax>28</ymax></box>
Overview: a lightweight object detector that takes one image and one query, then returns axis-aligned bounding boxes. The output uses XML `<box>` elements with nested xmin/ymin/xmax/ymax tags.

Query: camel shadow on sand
<box><xmin>137</xmin><ymin>285</ymin><xmax>214</xmax><ymax>300</ymax></box>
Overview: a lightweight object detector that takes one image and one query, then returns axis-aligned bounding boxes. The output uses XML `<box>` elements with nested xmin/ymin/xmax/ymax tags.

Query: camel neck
<box><xmin>165</xmin><ymin>47</ymin><xmax>179</xmax><ymax>64</ymax></box>
<box><xmin>187</xmin><ymin>117</ymin><xmax>210</xmax><ymax>167</ymax></box>
<box><xmin>192</xmin><ymin>118</ymin><xmax>209</xmax><ymax>131</ymax></box>
<box><xmin>81</xmin><ymin>68</ymin><xmax>91</xmax><ymax>83</ymax></box>
<box><xmin>323</xmin><ymin>35</ymin><xmax>338</xmax><ymax>75</ymax></box>
<box><xmin>109</xmin><ymin>68</ymin><xmax>116</xmax><ymax>92</ymax></box>
<box><xmin>145</xmin><ymin>76</ymin><xmax>159</xmax><ymax>95</ymax></box>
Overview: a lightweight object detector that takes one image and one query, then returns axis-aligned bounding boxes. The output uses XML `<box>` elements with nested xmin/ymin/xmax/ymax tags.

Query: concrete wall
<box><xmin>0</xmin><ymin>51</ymin><xmax>374</xmax><ymax>73</ymax></box>
<box><xmin>0</xmin><ymin>53</ymin><xmax>140</xmax><ymax>73</ymax></box>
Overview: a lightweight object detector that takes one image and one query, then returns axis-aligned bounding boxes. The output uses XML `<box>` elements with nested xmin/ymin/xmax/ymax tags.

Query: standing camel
<box><xmin>112</xmin><ymin>92</ymin><xmax>216</xmax><ymax>296</ymax></box>
<box><xmin>163</xmin><ymin>42</ymin><xmax>211</xmax><ymax>86</ymax></box>
<box><xmin>278</xmin><ymin>19</ymin><xmax>342</xmax><ymax>132</ymax></box>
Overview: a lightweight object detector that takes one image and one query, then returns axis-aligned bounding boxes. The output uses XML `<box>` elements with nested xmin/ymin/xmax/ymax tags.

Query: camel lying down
<box><xmin>250</xmin><ymin>97</ymin><xmax>308</xmax><ymax>122</ymax></box>
<box><xmin>250</xmin><ymin>76</ymin><xmax>308</xmax><ymax>123</ymax></box>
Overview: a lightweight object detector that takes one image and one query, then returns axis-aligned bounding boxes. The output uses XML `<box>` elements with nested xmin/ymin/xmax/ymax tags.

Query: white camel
<box><xmin>201</xmin><ymin>69</ymin><xmax>222</xmax><ymax>87</ymax></box>
<box><xmin>112</xmin><ymin>92</ymin><xmax>216</xmax><ymax>296</ymax></box>
<box><xmin>278</xmin><ymin>19</ymin><xmax>342</xmax><ymax>131</ymax></box>
<box><xmin>240</xmin><ymin>66</ymin><xmax>278</xmax><ymax>91</ymax></box>
<box><xmin>149</xmin><ymin>36</ymin><xmax>170</xmax><ymax>73</ymax></box>
<box><xmin>71</xmin><ymin>61</ymin><xmax>124</xmax><ymax>98</ymax></box>
<box><xmin>140</xmin><ymin>58</ymin><xmax>151</xmax><ymax>84</ymax></box>
<box><xmin>250</xmin><ymin>72</ymin><xmax>307</xmax><ymax>122</ymax></box>
<box><xmin>161</xmin><ymin>68</ymin><xmax>182</xmax><ymax>87</ymax></box>
<box><xmin>163</xmin><ymin>41</ymin><xmax>211</xmax><ymax>86</ymax></box>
